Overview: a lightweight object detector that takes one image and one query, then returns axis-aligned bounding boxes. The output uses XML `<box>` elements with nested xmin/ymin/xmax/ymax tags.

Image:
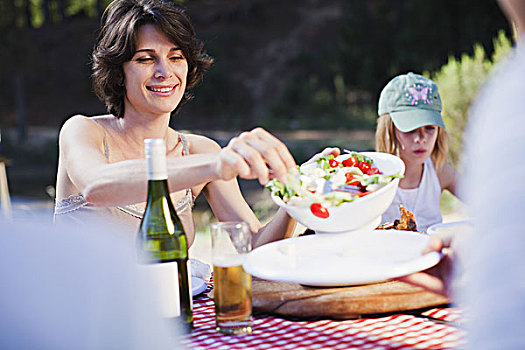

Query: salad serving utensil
<box><xmin>322</xmin><ymin>180</ymin><xmax>361</xmax><ymax>195</ymax></box>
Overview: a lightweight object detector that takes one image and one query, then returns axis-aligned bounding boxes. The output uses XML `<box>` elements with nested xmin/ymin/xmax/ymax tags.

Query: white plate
<box><xmin>191</xmin><ymin>276</ymin><xmax>207</xmax><ymax>296</ymax></box>
<box><xmin>243</xmin><ymin>230</ymin><xmax>441</xmax><ymax>287</ymax></box>
<box><xmin>427</xmin><ymin>220</ymin><xmax>473</xmax><ymax>236</ymax></box>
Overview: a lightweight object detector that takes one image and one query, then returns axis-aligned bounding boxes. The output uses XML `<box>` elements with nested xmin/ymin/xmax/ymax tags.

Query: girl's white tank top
<box><xmin>381</xmin><ymin>157</ymin><xmax>442</xmax><ymax>232</ymax></box>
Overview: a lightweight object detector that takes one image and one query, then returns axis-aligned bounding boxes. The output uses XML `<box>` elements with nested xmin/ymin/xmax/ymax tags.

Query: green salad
<box><xmin>266</xmin><ymin>151</ymin><xmax>403</xmax><ymax>217</ymax></box>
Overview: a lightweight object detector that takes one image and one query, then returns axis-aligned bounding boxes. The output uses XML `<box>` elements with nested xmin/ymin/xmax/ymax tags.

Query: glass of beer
<box><xmin>210</xmin><ymin>221</ymin><xmax>253</xmax><ymax>335</ymax></box>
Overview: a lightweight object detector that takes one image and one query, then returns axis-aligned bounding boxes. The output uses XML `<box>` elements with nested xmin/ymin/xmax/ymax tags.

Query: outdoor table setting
<box><xmin>183</xmin><ymin>277</ymin><xmax>466</xmax><ymax>350</ymax></box>
<box><xmin>182</xmin><ymin>152</ymin><xmax>469</xmax><ymax>349</ymax></box>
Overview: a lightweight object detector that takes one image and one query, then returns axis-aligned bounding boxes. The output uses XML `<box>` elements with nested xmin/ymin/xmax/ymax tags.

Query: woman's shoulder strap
<box><xmin>177</xmin><ymin>131</ymin><xmax>189</xmax><ymax>156</ymax></box>
<box><xmin>89</xmin><ymin>118</ymin><xmax>110</xmax><ymax>160</ymax></box>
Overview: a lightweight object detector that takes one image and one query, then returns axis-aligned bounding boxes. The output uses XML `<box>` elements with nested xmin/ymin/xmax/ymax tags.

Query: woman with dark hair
<box><xmin>54</xmin><ymin>0</ymin><xmax>298</xmax><ymax>248</ymax></box>
<box><xmin>91</xmin><ymin>0</ymin><xmax>211</xmax><ymax>119</ymax></box>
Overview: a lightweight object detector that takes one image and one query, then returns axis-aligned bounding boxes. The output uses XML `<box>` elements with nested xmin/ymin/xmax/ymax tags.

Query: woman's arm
<box><xmin>201</xmin><ymin>146</ymin><xmax>342</xmax><ymax>247</ymax></box>
<box><xmin>61</xmin><ymin>116</ymin><xmax>298</xmax><ymax>244</ymax></box>
<box><xmin>253</xmin><ymin>208</ymin><xmax>297</xmax><ymax>247</ymax></box>
<box><xmin>201</xmin><ymin>145</ymin><xmax>342</xmax><ymax>247</ymax></box>
<box><xmin>61</xmin><ymin>116</ymin><xmax>297</xmax><ymax>212</ymax></box>
<box><xmin>191</xmin><ymin>131</ymin><xmax>298</xmax><ymax>248</ymax></box>
<box><xmin>59</xmin><ymin>116</ymin><xmax>222</xmax><ymax>206</ymax></box>
<box><xmin>202</xmin><ymin>176</ymin><xmax>296</xmax><ymax>248</ymax></box>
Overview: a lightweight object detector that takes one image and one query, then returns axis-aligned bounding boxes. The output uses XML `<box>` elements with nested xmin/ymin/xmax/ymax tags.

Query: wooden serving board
<box><xmin>252</xmin><ymin>279</ymin><xmax>449</xmax><ymax>319</ymax></box>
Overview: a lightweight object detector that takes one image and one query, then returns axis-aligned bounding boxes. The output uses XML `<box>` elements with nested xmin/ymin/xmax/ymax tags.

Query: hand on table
<box><xmin>216</xmin><ymin>127</ymin><xmax>297</xmax><ymax>185</ymax></box>
<box><xmin>395</xmin><ymin>231</ymin><xmax>455</xmax><ymax>298</ymax></box>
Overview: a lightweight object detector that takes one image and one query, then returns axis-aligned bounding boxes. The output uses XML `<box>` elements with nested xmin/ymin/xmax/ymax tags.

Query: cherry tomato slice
<box><xmin>357</xmin><ymin>161</ymin><xmax>371</xmax><ymax>173</ymax></box>
<box><xmin>345</xmin><ymin>173</ymin><xmax>361</xmax><ymax>186</ymax></box>
<box><xmin>328</xmin><ymin>159</ymin><xmax>339</xmax><ymax>168</ymax></box>
<box><xmin>342</xmin><ymin>156</ymin><xmax>358</xmax><ymax>168</ymax></box>
<box><xmin>310</xmin><ymin>203</ymin><xmax>329</xmax><ymax>219</ymax></box>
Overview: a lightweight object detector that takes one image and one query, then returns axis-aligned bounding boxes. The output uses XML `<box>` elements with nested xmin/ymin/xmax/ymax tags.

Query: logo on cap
<box><xmin>406</xmin><ymin>84</ymin><xmax>433</xmax><ymax>106</ymax></box>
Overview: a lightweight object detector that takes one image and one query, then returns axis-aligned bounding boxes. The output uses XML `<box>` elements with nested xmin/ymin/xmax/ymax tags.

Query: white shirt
<box><xmin>381</xmin><ymin>157</ymin><xmax>442</xmax><ymax>232</ymax></box>
<box><xmin>458</xmin><ymin>37</ymin><xmax>525</xmax><ymax>349</ymax></box>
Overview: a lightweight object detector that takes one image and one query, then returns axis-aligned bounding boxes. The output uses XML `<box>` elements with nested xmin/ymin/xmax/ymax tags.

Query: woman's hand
<box><xmin>301</xmin><ymin>147</ymin><xmax>341</xmax><ymax>166</ymax></box>
<box><xmin>215</xmin><ymin>127</ymin><xmax>297</xmax><ymax>185</ymax></box>
<box><xmin>394</xmin><ymin>231</ymin><xmax>455</xmax><ymax>297</ymax></box>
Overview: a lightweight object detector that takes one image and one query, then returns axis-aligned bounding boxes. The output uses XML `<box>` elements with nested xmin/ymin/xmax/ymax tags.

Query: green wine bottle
<box><xmin>137</xmin><ymin>138</ymin><xmax>193</xmax><ymax>333</ymax></box>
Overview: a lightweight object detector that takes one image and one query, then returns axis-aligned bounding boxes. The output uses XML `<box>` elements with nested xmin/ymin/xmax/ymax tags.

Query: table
<box><xmin>183</xmin><ymin>282</ymin><xmax>466</xmax><ymax>350</ymax></box>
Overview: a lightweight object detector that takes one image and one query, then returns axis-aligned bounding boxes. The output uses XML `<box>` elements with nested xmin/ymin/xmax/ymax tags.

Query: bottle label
<box><xmin>141</xmin><ymin>262</ymin><xmax>180</xmax><ymax>318</ymax></box>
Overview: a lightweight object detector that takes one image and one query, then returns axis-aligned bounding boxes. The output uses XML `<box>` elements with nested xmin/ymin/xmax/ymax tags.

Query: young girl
<box><xmin>375</xmin><ymin>72</ymin><xmax>459</xmax><ymax>232</ymax></box>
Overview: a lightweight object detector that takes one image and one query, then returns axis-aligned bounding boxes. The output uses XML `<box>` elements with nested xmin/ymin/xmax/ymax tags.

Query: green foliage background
<box><xmin>429</xmin><ymin>30</ymin><xmax>513</xmax><ymax>168</ymax></box>
<box><xmin>0</xmin><ymin>0</ymin><xmax>516</xmax><ymax>209</ymax></box>
<box><xmin>257</xmin><ymin>0</ymin><xmax>510</xmax><ymax>131</ymax></box>
<box><xmin>0</xmin><ymin>0</ymin><xmax>511</xmax><ymax>132</ymax></box>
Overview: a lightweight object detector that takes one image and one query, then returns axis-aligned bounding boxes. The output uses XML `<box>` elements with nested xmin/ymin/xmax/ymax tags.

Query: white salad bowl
<box><xmin>271</xmin><ymin>152</ymin><xmax>405</xmax><ymax>233</ymax></box>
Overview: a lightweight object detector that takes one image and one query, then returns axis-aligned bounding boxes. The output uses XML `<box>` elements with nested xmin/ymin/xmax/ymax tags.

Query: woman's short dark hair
<box><xmin>92</xmin><ymin>0</ymin><xmax>213</xmax><ymax>118</ymax></box>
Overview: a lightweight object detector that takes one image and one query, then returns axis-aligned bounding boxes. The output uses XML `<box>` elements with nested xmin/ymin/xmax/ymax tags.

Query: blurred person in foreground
<box><xmin>375</xmin><ymin>73</ymin><xmax>459</xmax><ymax>232</ymax></box>
<box><xmin>0</xmin><ymin>216</ymin><xmax>182</xmax><ymax>349</ymax></box>
<box><xmin>54</xmin><ymin>0</ymin><xmax>298</xmax><ymax>248</ymax></box>
<box><xmin>398</xmin><ymin>0</ymin><xmax>525</xmax><ymax>348</ymax></box>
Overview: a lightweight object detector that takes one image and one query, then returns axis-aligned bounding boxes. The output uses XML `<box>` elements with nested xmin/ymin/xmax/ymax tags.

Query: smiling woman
<box><xmin>123</xmin><ymin>24</ymin><xmax>189</xmax><ymax>117</ymax></box>
<box><xmin>91</xmin><ymin>0</ymin><xmax>211</xmax><ymax>118</ymax></box>
<box><xmin>53</xmin><ymin>0</ymin><xmax>300</xmax><ymax>249</ymax></box>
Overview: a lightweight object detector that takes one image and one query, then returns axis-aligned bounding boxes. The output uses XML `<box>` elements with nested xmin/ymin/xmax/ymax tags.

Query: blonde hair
<box><xmin>375</xmin><ymin>114</ymin><xmax>449</xmax><ymax>170</ymax></box>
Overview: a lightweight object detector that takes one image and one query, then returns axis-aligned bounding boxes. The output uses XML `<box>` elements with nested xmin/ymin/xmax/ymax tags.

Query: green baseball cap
<box><xmin>378</xmin><ymin>72</ymin><xmax>445</xmax><ymax>132</ymax></box>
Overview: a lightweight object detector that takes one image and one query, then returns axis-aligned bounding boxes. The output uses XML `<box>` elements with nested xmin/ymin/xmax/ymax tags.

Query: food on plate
<box><xmin>266</xmin><ymin>151</ymin><xmax>403</xmax><ymax>219</ymax></box>
<box><xmin>376</xmin><ymin>204</ymin><xmax>423</xmax><ymax>232</ymax></box>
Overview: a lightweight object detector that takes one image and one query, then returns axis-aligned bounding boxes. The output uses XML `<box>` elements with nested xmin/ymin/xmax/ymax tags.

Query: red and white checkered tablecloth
<box><xmin>182</xmin><ymin>283</ymin><xmax>466</xmax><ymax>350</ymax></box>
